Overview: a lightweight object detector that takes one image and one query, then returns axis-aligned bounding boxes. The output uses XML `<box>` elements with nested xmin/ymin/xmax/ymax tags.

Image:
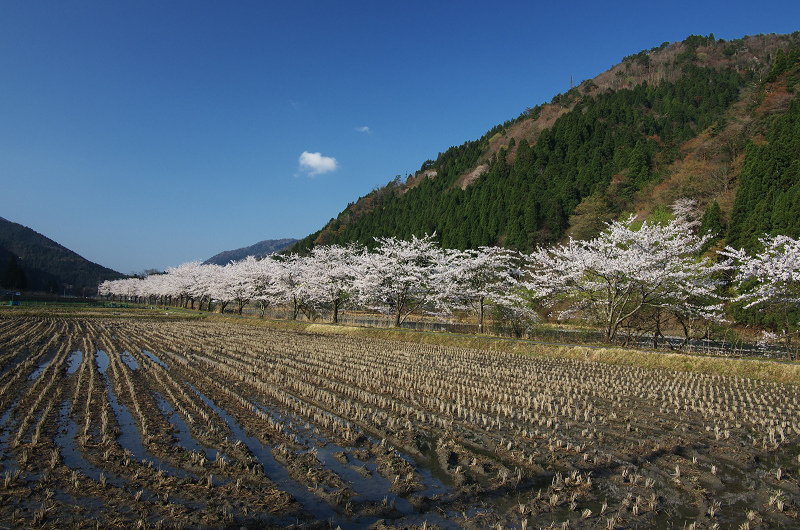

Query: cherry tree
<box><xmin>721</xmin><ymin>234</ymin><xmax>800</xmax><ymax>359</ymax></box>
<box><xmin>97</xmin><ymin>279</ymin><xmax>111</xmax><ymax>298</ymax></box>
<box><xmin>243</xmin><ymin>255</ymin><xmax>279</xmax><ymax>318</ymax></box>
<box><xmin>526</xmin><ymin>213</ymin><xmax>725</xmax><ymax>343</ymax></box>
<box><xmin>156</xmin><ymin>266</ymin><xmax>190</xmax><ymax>308</ymax></box>
<box><xmin>215</xmin><ymin>259</ymin><xmax>257</xmax><ymax>314</ymax></box>
<box><xmin>196</xmin><ymin>263</ymin><xmax>226</xmax><ymax>312</ymax></box>
<box><xmin>122</xmin><ymin>277</ymin><xmax>143</xmax><ymax>303</ymax></box>
<box><xmin>164</xmin><ymin>261</ymin><xmax>207</xmax><ymax>309</ymax></box>
<box><xmin>138</xmin><ymin>272</ymin><xmax>168</xmax><ymax>306</ymax></box>
<box><xmin>270</xmin><ymin>253</ymin><xmax>309</xmax><ymax>320</ymax></box>
<box><xmin>302</xmin><ymin>244</ymin><xmax>361</xmax><ymax>323</ymax></box>
<box><xmin>98</xmin><ymin>278</ymin><xmax>118</xmax><ymax>299</ymax></box>
<box><xmin>353</xmin><ymin>234</ymin><xmax>445</xmax><ymax>327</ymax></box>
<box><xmin>670</xmin><ymin>197</ymin><xmax>702</xmax><ymax>228</ymax></box>
<box><xmin>441</xmin><ymin>247</ymin><xmax>527</xmax><ymax>333</ymax></box>
<box><xmin>98</xmin><ymin>278</ymin><xmax>137</xmax><ymax>302</ymax></box>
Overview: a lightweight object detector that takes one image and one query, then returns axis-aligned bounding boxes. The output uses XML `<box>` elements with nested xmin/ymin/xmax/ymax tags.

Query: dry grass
<box><xmin>537</xmin><ymin>345</ymin><xmax>800</xmax><ymax>386</ymax></box>
<box><xmin>205</xmin><ymin>312</ymin><xmax>800</xmax><ymax>386</ymax></box>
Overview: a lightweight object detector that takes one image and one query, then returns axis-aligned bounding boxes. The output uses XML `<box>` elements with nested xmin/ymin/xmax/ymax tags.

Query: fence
<box><xmin>242</xmin><ymin>307</ymin><xmax>512</xmax><ymax>335</ymax></box>
<box><xmin>240</xmin><ymin>306</ymin><xmax>783</xmax><ymax>357</ymax></box>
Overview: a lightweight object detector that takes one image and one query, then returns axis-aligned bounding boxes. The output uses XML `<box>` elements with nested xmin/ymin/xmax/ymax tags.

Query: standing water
<box><xmin>95</xmin><ymin>350</ymin><xmax>191</xmax><ymax>479</ymax></box>
<box><xmin>66</xmin><ymin>350</ymin><xmax>83</xmax><ymax>375</ymax></box>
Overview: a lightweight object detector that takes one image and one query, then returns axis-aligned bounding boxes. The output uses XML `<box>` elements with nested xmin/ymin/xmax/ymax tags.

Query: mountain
<box><xmin>203</xmin><ymin>238</ymin><xmax>298</xmax><ymax>266</ymax></box>
<box><xmin>0</xmin><ymin>217</ymin><xmax>124</xmax><ymax>295</ymax></box>
<box><xmin>291</xmin><ymin>33</ymin><xmax>800</xmax><ymax>255</ymax></box>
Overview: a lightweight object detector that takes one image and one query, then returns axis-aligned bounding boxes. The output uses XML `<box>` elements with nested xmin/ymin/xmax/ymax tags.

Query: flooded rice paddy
<box><xmin>0</xmin><ymin>312</ymin><xmax>799</xmax><ymax>528</ymax></box>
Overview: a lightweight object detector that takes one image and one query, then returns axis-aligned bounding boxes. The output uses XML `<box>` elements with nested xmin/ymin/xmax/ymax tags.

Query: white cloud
<box><xmin>298</xmin><ymin>151</ymin><xmax>338</xmax><ymax>176</ymax></box>
<box><xmin>356</xmin><ymin>126</ymin><xmax>372</xmax><ymax>134</ymax></box>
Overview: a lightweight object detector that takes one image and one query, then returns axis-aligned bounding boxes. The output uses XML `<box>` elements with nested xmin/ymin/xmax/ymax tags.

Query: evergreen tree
<box><xmin>628</xmin><ymin>140</ymin><xmax>650</xmax><ymax>186</ymax></box>
<box><xmin>1</xmin><ymin>256</ymin><xmax>28</xmax><ymax>291</ymax></box>
<box><xmin>45</xmin><ymin>279</ymin><xmax>59</xmax><ymax>294</ymax></box>
<box><xmin>728</xmin><ymin>100</ymin><xmax>800</xmax><ymax>251</ymax></box>
<box><xmin>700</xmin><ymin>200</ymin><xmax>723</xmax><ymax>239</ymax></box>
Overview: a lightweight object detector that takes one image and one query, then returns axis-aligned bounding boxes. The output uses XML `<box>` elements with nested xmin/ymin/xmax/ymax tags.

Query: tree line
<box><xmin>100</xmin><ymin>199</ymin><xmax>800</xmax><ymax>358</ymax></box>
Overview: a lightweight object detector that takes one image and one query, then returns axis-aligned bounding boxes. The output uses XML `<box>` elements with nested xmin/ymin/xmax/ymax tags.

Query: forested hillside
<box><xmin>727</xmin><ymin>61</ymin><xmax>800</xmax><ymax>251</ymax></box>
<box><xmin>0</xmin><ymin>217</ymin><xmax>123</xmax><ymax>295</ymax></box>
<box><xmin>292</xmin><ymin>33</ymin><xmax>800</xmax><ymax>254</ymax></box>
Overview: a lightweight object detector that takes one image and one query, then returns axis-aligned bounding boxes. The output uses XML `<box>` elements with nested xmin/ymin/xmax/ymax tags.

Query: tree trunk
<box><xmin>478</xmin><ymin>296</ymin><xmax>485</xmax><ymax>334</ymax></box>
<box><xmin>652</xmin><ymin>307</ymin><xmax>670</xmax><ymax>349</ymax></box>
<box><xmin>604</xmin><ymin>319</ymin><xmax>614</xmax><ymax>343</ymax></box>
<box><xmin>679</xmin><ymin>320</ymin><xmax>690</xmax><ymax>350</ymax></box>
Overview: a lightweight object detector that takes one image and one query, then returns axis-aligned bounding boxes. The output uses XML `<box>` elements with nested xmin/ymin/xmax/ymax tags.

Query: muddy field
<box><xmin>1</xmin><ymin>313</ymin><xmax>799</xmax><ymax>529</ymax></box>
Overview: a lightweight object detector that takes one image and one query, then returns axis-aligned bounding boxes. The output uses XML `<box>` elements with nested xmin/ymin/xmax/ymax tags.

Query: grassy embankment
<box><xmin>205</xmin><ymin>311</ymin><xmax>800</xmax><ymax>386</ymax></box>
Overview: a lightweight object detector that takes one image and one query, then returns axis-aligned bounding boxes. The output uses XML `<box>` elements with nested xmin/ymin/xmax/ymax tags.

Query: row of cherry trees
<box><xmin>100</xmin><ymin>235</ymin><xmax>526</xmax><ymax>332</ymax></box>
<box><xmin>99</xmin><ymin>203</ymin><xmax>800</xmax><ymax>349</ymax></box>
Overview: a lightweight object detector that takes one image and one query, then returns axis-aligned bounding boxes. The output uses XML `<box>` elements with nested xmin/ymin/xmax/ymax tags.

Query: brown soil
<box><xmin>1</xmin><ymin>313</ymin><xmax>799</xmax><ymax>529</ymax></box>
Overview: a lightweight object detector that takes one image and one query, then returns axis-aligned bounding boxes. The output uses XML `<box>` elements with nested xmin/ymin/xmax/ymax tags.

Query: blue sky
<box><xmin>1</xmin><ymin>1</ymin><xmax>798</xmax><ymax>274</ymax></box>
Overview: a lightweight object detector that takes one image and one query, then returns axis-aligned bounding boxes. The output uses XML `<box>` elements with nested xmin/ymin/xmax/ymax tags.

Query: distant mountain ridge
<box><xmin>203</xmin><ymin>238</ymin><xmax>297</xmax><ymax>266</ymax></box>
<box><xmin>0</xmin><ymin>216</ymin><xmax>124</xmax><ymax>295</ymax></box>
